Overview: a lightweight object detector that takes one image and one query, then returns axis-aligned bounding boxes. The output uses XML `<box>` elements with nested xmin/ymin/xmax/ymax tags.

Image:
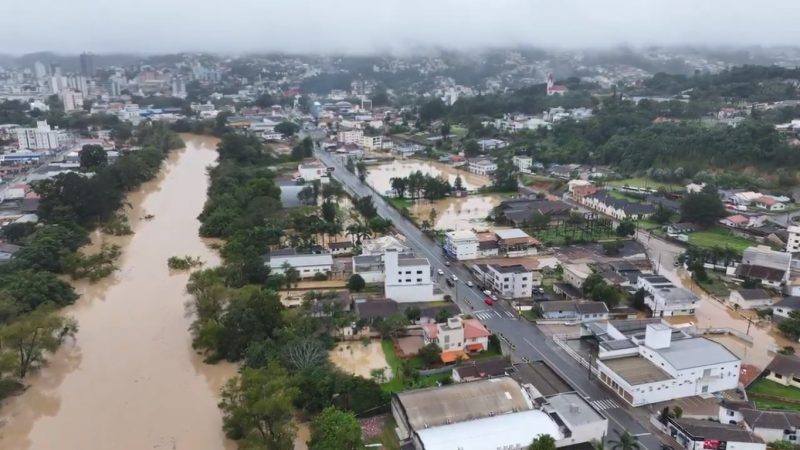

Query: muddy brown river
<box><xmin>0</xmin><ymin>134</ymin><xmax>237</xmax><ymax>450</ymax></box>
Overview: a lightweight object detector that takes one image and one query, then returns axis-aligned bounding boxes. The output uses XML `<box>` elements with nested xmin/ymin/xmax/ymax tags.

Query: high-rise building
<box><xmin>16</xmin><ymin>121</ymin><xmax>62</xmax><ymax>150</ymax></box>
<box><xmin>33</xmin><ymin>61</ymin><xmax>47</xmax><ymax>80</ymax></box>
<box><xmin>60</xmin><ymin>90</ymin><xmax>84</xmax><ymax>112</ymax></box>
<box><xmin>80</xmin><ymin>52</ymin><xmax>95</xmax><ymax>77</ymax></box>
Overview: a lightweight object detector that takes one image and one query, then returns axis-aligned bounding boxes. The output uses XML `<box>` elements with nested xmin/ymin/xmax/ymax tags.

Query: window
<box><xmin>504</xmin><ymin>277</ymin><xmax>509</xmax><ymax>282</ymax></box>
<box><xmin>701</xmin><ymin>385</ymin><xmax>709</xmax><ymax>393</ymax></box>
<box><xmin>416</xmin><ymin>278</ymin><xmax>422</xmax><ymax>282</ymax></box>
<box><xmin>405</xmin><ymin>279</ymin><xmax>411</xmax><ymax>283</ymax></box>
<box><xmin>775</xmin><ymin>373</ymin><xmax>784</xmax><ymax>379</ymax></box>
<box><xmin>398</xmin><ymin>271</ymin><xmax>402</xmax><ymax>275</ymax></box>
<box><xmin>727</xmin><ymin>411</ymin><xmax>734</xmax><ymax>416</ymax></box>
<box><xmin>417</xmin><ymin>270</ymin><xmax>423</xmax><ymax>274</ymax></box>
<box><xmin>405</xmin><ymin>271</ymin><xmax>411</xmax><ymax>274</ymax></box>
<box><xmin>522</xmin><ymin>277</ymin><xmax>528</xmax><ymax>281</ymax></box>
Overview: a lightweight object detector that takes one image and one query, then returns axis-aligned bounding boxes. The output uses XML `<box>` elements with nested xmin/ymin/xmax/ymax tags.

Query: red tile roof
<box><xmin>463</xmin><ymin>319</ymin><xmax>490</xmax><ymax>339</ymax></box>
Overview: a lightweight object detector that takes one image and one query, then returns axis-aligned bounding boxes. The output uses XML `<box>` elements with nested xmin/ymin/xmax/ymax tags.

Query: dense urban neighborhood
<box><xmin>5</xmin><ymin>41</ymin><xmax>800</xmax><ymax>450</ymax></box>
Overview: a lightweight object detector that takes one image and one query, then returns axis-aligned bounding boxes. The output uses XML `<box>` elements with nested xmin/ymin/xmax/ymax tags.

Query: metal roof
<box><xmin>654</xmin><ymin>337</ymin><xmax>739</xmax><ymax>370</ymax></box>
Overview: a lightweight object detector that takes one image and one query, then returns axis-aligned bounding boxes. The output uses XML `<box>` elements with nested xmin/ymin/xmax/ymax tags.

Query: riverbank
<box><xmin>0</xmin><ymin>134</ymin><xmax>237</xmax><ymax>450</ymax></box>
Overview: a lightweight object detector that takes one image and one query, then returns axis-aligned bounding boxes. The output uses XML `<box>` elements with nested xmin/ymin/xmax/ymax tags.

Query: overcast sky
<box><xmin>4</xmin><ymin>0</ymin><xmax>800</xmax><ymax>55</ymax></box>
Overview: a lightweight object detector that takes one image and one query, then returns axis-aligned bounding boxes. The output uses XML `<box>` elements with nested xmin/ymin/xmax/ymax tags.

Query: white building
<box><xmin>337</xmin><ymin>129</ymin><xmax>363</xmax><ymax>145</ymax></box>
<box><xmin>468</xmin><ymin>159</ymin><xmax>497</xmax><ymax>176</ymax></box>
<box><xmin>665</xmin><ymin>417</ymin><xmax>765</xmax><ymax>450</ymax></box>
<box><xmin>264</xmin><ymin>249</ymin><xmax>333</xmax><ymax>279</ymax></box>
<box><xmin>359</xmin><ymin>135</ymin><xmax>382</xmax><ymax>150</ymax></box>
<box><xmin>297</xmin><ymin>160</ymin><xmax>328</xmax><ymax>181</ymax></box>
<box><xmin>483</xmin><ymin>263</ymin><xmax>535</xmax><ymax>299</ymax></box>
<box><xmin>384</xmin><ymin>249</ymin><xmax>434</xmax><ymax>303</ymax></box>
<box><xmin>16</xmin><ymin>121</ymin><xmax>62</xmax><ymax>150</ymax></box>
<box><xmin>637</xmin><ymin>274</ymin><xmax>699</xmax><ymax>317</ymax></box>
<box><xmin>787</xmin><ymin>226</ymin><xmax>800</xmax><ymax>253</ymax></box>
<box><xmin>772</xmin><ymin>296</ymin><xmax>800</xmax><ymax>321</ymax></box>
<box><xmin>728</xmin><ymin>289</ymin><xmax>773</xmax><ymax>310</ymax></box>
<box><xmin>512</xmin><ymin>155</ymin><xmax>533</xmax><ymax>172</ymax></box>
<box><xmin>60</xmin><ymin>89</ymin><xmax>84</xmax><ymax>112</ymax></box>
<box><xmin>352</xmin><ymin>254</ymin><xmax>385</xmax><ymax>284</ymax></box>
<box><xmin>443</xmin><ymin>230</ymin><xmax>479</xmax><ymax>260</ymax></box>
<box><xmin>422</xmin><ymin>316</ymin><xmax>490</xmax><ymax>355</ymax></box>
<box><xmin>735</xmin><ymin>246</ymin><xmax>792</xmax><ymax>289</ymax></box>
<box><xmin>590</xmin><ymin>322</ymin><xmax>741</xmax><ymax>406</ymax></box>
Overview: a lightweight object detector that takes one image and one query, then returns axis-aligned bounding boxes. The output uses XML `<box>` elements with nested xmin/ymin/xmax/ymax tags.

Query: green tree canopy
<box><xmin>308</xmin><ymin>407</ymin><xmax>363</xmax><ymax>450</ymax></box>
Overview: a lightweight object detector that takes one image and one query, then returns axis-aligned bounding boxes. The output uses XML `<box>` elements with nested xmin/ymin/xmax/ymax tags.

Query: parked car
<box><xmin>484</xmin><ymin>297</ymin><xmax>494</xmax><ymax>306</ymax></box>
<box><xmin>446</xmin><ymin>278</ymin><xmax>454</xmax><ymax>287</ymax></box>
<box><xmin>445</xmin><ymin>261</ymin><xmax>450</xmax><ymax>266</ymax></box>
<box><xmin>452</xmin><ymin>275</ymin><xmax>458</xmax><ymax>282</ymax></box>
<box><xmin>490</xmin><ymin>294</ymin><xmax>498</xmax><ymax>301</ymax></box>
<box><xmin>437</xmin><ymin>269</ymin><xmax>444</xmax><ymax>275</ymax></box>
<box><xmin>482</xmin><ymin>289</ymin><xmax>492</xmax><ymax>296</ymax></box>
<box><xmin>466</xmin><ymin>281</ymin><xmax>474</xmax><ymax>287</ymax></box>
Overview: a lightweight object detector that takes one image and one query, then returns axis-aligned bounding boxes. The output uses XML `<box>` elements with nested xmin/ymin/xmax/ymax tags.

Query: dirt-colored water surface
<box><xmin>0</xmin><ymin>134</ymin><xmax>237</xmax><ymax>450</ymax></box>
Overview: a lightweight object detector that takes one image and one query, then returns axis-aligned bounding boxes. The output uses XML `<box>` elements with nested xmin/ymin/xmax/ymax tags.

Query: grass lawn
<box><xmin>521</xmin><ymin>174</ymin><xmax>559</xmax><ymax>185</ymax></box>
<box><xmin>637</xmin><ymin>219</ymin><xmax>665</xmax><ymax>232</ymax></box>
<box><xmin>607</xmin><ymin>177</ymin><xmax>683</xmax><ymax>192</ymax></box>
<box><xmin>697</xmin><ymin>274</ymin><xmax>737</xmax><ymax>298</ymax></box>
<box><xmin>688</xmin><ymin>227</ymin><xmax>754</xmax><ymax>254</ymax></box>
<box><xmin>748</xmin><ymin>379</ymin><xmax>800</xmax><ymax>411</ymax></box>
<box><xmin>388</xmin><ymin>197</ymin><xmax>413</xmax><ymax>211</ymax></box>
<box><xmin>532</xmin><ymin>227</ymin><xmax>619</xmax><ymax>246</ymax></box>
<box><xmin>371</xmin><ymin>415</ymin><xmax>401</xmax><ymax>450</ymax></box>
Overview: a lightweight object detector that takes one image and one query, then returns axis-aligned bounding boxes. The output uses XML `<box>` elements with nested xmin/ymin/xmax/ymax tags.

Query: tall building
<box><xmin>80</xmin><ymin>52</ymin><xmax>95</xmax><ymax>77</ymax></box>
<box><xmin>16</xmin><ymin>121</ymin><xmax>62</xmax><ymax>150</ymax></box>
<box><xmin>788</xmin><ymin>226</ymin><xmax>800</xmax><ymax>253</ymax></box>
<box><xmin>171</xmin><ymin>77</ymin><xmax>187</xmax><ymax>99</ymax></box>
<box><xmin>33</xmin><ymin>61</ymin><xmax>47</xmax><ymax>80</ymax></box>
<box><xmin>60</xmin><ymin>90</ymin><xmax>84</xmax><ymax>112</ymax></box>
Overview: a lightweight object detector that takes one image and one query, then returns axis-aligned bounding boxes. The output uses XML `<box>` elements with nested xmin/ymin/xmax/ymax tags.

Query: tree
<box><xmin>651</xmin><ymin>204</ymin><xmax>673</xmax><ymax>224</ymax></box>
<box><xmin>608</xmin><ymin>430</ymin><xmax>640</xmax><ymax>450</ymax></box>
<box><xmin>283</xmin><ymin>338</ymin><xmax>327</xmax><ymax>372</ymax></box>
<box><xmin>527</xmin><ymin>212</ymin><xmax>551</xmax><ymax>230</ymax></box>
<box><xmin>435</xmin><ymin>308</ymin><xmax>453</xmax><ymax>323</ymax></box>
<box><xmin>347</xmin><ymin>274</ymin><xmax>366</xmax><ymax>292</ymax></box>
<box><xmin>680</xmin><ymin>189</ymin><xmax>726</xmax><ymax>228</ymax></box>
<box><xmin>1</xmin><ymin>306</ymin><xmax>78</xmax><ymax>378</ymax></box>
<box><xmin>463</xmin><ymin>139</ymin><xmax>481</xmax><ymax>157</ymax></box>
<box><xmin>404</xmin><ymin>307</ymin><xmax>421</xmax><ymax>322</ymax></box>
<box><xmin>616</xmin><ymin>220</ymin><xmax>636</xmax><ymax>237</ymax></box>
<box><xmin>453</xmin><ymin>174</ymin><xmax>464</xmax><ymax>192</ymax></box>
<box><xmin>282</xmin><ymin>262</ymin><xmax>300</xmax><ymax>289</ymax></box>
<box><xmin>356</xmin><ymin>161</ymin><xmax>367</xmax><ymax>183</ymax></box>
<box><xmin>274</xmin><ymin>121</ymin><xmax>300</xmax><ymax>137</ymax></box>
<box><xmin>219</xmin><ymin>364</ymin><xmax>298</xmax><ymax>449</ymax></box>
<box><xmin>308</xmin><ymin>407</ymin><xmax>363</xmax><ymax>450</ymax></box>
<box><xmin>418</xmin><ymin>343</ymin><xmax>442</xmax><ymax>366</ymax></box>
<box><xmin>373</xmin><ymin>313</ymin><xmax>409</xmax><ymax>338</ymax></box>
<box><xmin>529</xmin><ymin>434</ymin><xmax>557</xmax><ymax>450</ymax></box>
<box><xmin>492</xmin><ymin>152</ymin><xmax>518</xmax><ymax>192</ymax></box>
<box><xmin>779</xmin><ymin>310</ymin><xmax>800</xmax><ymax>340</ymax></box>
<box><xmin>79</xmin><ymin>144</ymin><xmax>108</xmax><ymax>170</ymax></box>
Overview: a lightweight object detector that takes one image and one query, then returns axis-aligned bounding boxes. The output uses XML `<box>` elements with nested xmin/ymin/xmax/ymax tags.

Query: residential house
<box><xmin>568</xmin><ymin>180</ymin><xmax>599</xmax><ymax>200</ymax></box>
<box><xmin>468</xmin><ymin>158</ymin><xmax>497</xmax><ymax>176</ymax></box>
<box><xmin>664</xmin><ymin>417</ymin><xmax>764</xmax><ymax>450</ymax></box>
<box><xmin>787</xmin><ymin>226</ymin><xmax>800</xmax><ymax>253</ymax></box>
<box><xmin>755</xmin><ymin>196</ymin><xmax>786</xmax><ymax>211</ymax></box>
<box><xmin>735</xmin><ymin>246</ymin><xmax>792</xmax><ymax>288</ymax></box>
<box><xmin>422</xmin><ymin>316</ymin><xmax>490</xmax><ymax>362</ymax></box>
<box><xmin>773</xmin><ymin>296</ymin><xmax>800</xmax><ymax>321</ymax></box>
<box><xmin>0</xmin><ymin>242</ymin><xmax>20</xmax><ymax>264</ymax></box>
<box><xmin>563</xmin><ymin>263</ymin><xmax>592</xmax><ymax>290</ymax></box>
<box><xmin>354</xmin><ymin>298</ymin><xmax>399</xmax><ymax>323</ymax></box>
<box><xmin>352</xmin><ymin>254</ymin><xmax>385</xmax><ymax>283</ymax></box>
<box><xmin>728</xmin><ymin>289</ymin><xmax>773</xmax><ymax>310</ymax></box>
<box><xmin>384</xmin><ymin>249</ymin><xmax>434</xmax><ymax>303</ymax></box>
<box><xmin>667</xmin><ymin>223</ymin><xmax>700</xmax><ymax>235</ymax></box>
<box><xmin>637</xmin><ymin>275</ymin><xmax>699</xmax><ymax>316</ymax></box>
<box><xmin>586</xmin><ymin>321</ymin><xmax>741</xmax><ymax>406</ymax></box>
<box><xmin>451</xmin><ymin>358</ymin><xmax>509</xmax><ymax>383</ymax></box>
<box><xmin>764</xmin><ymin>354</ymin><xmax>800</xmax><ymax>388</ymax></box>
<box><xmin>263</xmin><ymin>248</ymin><xmax>333</xmax><ymax>278</ymax></box>
<box><xmin>476</xmin><ymin>138</ymin><xmax>507</xmax><ymax>151</ymax></box>
<box><xmin>721</xmin><ymin>214</ymin><xmax>752</xmax><ymax>228</ymax></box>
<box><xmin>495</xmin><ymin>198</ymin><xmax>573</xmax><ymax>227</ymax></box>
<box><xmin>580</xmin><ymin>191</ymin><xmax>657</xmax><ymax>221</ymax></box>
<box><xmin>495</xmin><ymin>228</ymin><xmax>539</xmax><ymax>257</ymax></box>
<box><xmin>739</xmin><ymin>408</ymin><xmax>800</xmax><ymax>443</ymax></box>
<box><xmin>540</xmin><ymin>300</ymin><xmax>609</xmax><ymax>322</ymax></box>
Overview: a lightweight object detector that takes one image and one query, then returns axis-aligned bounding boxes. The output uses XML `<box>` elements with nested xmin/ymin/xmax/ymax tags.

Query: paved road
<box><xmin>318</xmin><ymin>150</ymin><xmax>664</xmax><ymax>449</ymax></box>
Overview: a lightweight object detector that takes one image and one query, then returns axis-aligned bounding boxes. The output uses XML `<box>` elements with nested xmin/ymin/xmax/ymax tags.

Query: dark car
<box><xmin>446</xmin><ymin>278</ymin><xmax>454</xmax><ymax>287</ymax></box>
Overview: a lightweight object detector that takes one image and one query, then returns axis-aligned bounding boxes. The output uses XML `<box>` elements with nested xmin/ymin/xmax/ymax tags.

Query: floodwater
<box><xmin>0</xmin><ymin>134</ymin><xmax>238</xmax><ymax>450</ymax></box>
<box><xmin>365</xmin><ymin>159</ymin><xmax>490</xmax><ymax>195</ymax></box>
<box><xmin>329</xmin><ymin>341</ymin><xmax>391</xmax><ymax>380</ymax></box>
<box><xmin>664</xmin><ymin>271</ymin><xmax>797</xmax><ymax>369</ymax></box>
<box><xmin>411</xmin><ymin>195</ymin><xmax>502</xmax><ymax>231</ymax></box>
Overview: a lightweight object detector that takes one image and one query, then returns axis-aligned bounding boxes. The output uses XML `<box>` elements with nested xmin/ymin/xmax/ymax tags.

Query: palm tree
<box><xmin>608</xmin><ymin>430</ymin><xmax>640</xmax><ymax>450</ymax></box>
<box><xmin>528</xmin><ymin>434</ymin><xmax>557</xmax><ymax>450</ymax></box>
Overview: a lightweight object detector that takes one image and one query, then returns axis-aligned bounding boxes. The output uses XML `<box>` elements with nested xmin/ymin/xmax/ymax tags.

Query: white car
<box><xmin>483</xmin><ymin>289</ymin><xmax>492</xmax><ymax>296</ymax></box>
<box><xmin>466</xmin><ymin>281</ymin><xmax>474</xmax><ymax>287</ymax></box>
<box><xmin>437</xmin><ymin>269</ymin><xmax>444</xmax><ymax>275</ymax></box>
<box><xmin>452</xmin><ymin>275</ymin><xmax>459</xmax><ymax>282</ymax></box>
<box><xmin>491</xmin><ymin>294</ymin><xmax>498</xmax><ymax>301</ymax></box>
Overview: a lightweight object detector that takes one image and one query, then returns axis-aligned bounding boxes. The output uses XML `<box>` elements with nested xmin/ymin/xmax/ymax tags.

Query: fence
<box><xmin>553</xmin><ymin>334</ymin><xmax>598</xmax><ymax>376</ymax></box>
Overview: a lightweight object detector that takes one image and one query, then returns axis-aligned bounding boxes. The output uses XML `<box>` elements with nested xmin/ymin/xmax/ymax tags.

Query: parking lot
<box><xmin>536</xmin><ymin>322</ymin><xmax>581</xmax><ymax>337</ymax></box>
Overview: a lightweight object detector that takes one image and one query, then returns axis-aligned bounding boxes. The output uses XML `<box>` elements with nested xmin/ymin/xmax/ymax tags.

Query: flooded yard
<box><xmin>411</xmin><ymin>195</ymin><xmax>502</xmax><ymax>231</ymax></box>
<box><xmin>329</xmin><ymin>341</ymin><xmax>392</xmax><ymax>381</ymax></box>
<box><xmin>366</xmin><ymin>159</ymin><xmax>490</xmax><ymax>195</ymax></box>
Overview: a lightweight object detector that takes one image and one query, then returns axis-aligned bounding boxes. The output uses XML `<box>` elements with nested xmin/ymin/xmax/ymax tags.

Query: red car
<box><xmin>484</xmin><ymin>297</ymin><xmax>494</xmax><ymax>306</ymax></box>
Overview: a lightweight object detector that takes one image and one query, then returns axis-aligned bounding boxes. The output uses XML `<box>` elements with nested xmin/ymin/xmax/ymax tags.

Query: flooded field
<box><xmin>329</xmin><ymin>341</ymin><xmax>391</xmax><ymax>381</ymax></box>
<box><xmin>410</xmin><ymin>195</ymin><xmax>502</xmax><ymax>231</ymax></box>
<box><xmin>0</xmin><ymin>135</ymin><xmax>237</xmax><ymax>450</ymax></box>
<box><xmin>366</xmin><ymin>159</ymin><xmax>491</xmax><ymax>195</ymax></box>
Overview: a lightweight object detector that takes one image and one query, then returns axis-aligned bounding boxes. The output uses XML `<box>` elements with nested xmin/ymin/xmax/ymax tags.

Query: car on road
<box><xmin>484</xmin><ymin>297</ymin><xmax>494</xmax><ymax>306</ymax></box>
<box><xmin>444</xmin><ymin>261</ymin><xmax>450</xmax><ymax>266</ymax></box>
<box><xmin>491</xmin><ymin>294</ymin><xmax>498</xmax><ymax>301</ymax></box>
<box><xmin>452</xmin><ymin>275</ymin><xmax>458</xmax><ymax>282</ymax></box>
<box><xmin>482</xmin><ymin>289</ymin><xmax>492</xmax><ymax>296</ymax></box>
<box><xmin>446</xmin><ymin>278</ymin><xmax>454</xmax><ymax>287</ymax></box>
<box><xmin>466</xmin><ymin>281</ymin><xmax>474</xmax><ymax>287</ymax></box>
<box><xmin>437</xmin><ymin>269</ymin><xmax>444</xmax><ymax>275</ymax></box>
